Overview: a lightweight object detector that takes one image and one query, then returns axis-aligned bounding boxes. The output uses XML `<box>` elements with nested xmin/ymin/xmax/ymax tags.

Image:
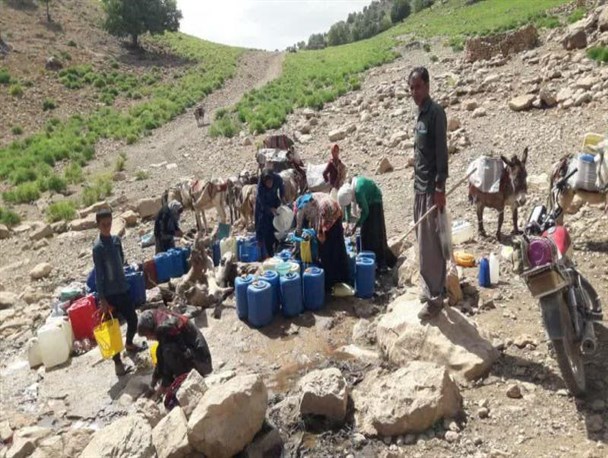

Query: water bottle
<box><xmin>478</xmin><ymin>257</ymin><xmax>491</xmax><ymax>288</ymax></box>
<box><xmin>489</xmin><ymin>253</ymin><xmax>500</xmax><ymax>285</ymax></box>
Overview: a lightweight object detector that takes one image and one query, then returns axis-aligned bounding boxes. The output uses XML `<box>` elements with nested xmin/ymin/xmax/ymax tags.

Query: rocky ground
<box><xmin>3</xmin><ymin>4</ymin><xmax>608</xmax><ymax>458</ymax></box>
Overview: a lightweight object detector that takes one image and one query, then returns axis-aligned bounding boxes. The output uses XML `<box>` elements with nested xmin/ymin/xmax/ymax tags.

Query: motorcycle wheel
<box><xmin>552</xmin><ymin>304</ymin><xmax>586</xmax><ymax>396</ymax></box>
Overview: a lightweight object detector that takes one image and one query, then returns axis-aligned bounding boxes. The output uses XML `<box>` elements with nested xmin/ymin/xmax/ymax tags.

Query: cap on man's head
<box><xmin>96</xmin><ymin>208</ymin><xmax>113</xmax><ymax>223</ymax></box>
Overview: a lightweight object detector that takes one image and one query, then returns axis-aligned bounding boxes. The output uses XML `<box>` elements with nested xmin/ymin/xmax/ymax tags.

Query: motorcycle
<box><xmin>515</xmin><ymin>167</ymin><xmax>603</xmax><ymax>396</ymax></box>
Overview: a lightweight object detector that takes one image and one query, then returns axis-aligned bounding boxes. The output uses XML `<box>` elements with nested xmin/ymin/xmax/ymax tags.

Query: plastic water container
<box><xmin>38</xmin><ymin>321</ymin><xmax>71</xmax><ymax>369</ymax></box>
<box><xmin>261</xmin><ymin>270</ymin><xmax>280</xmax><ymax>315</ymax></box>
<box><xmin>280</xmin><ymin>272</ymin><xmax>303</xmax><ymax>317</ymax></box>
<box><xmin>235</xmin><ymin>274</ymin><xmax>254</xmax><ymax>320</ymax></box>
<box><xmin>357</xmin><ymin>251</ymin><xmax>376</xmax><ymax>269</ymax></box>
<box><xmin>478</xmin><ymin>257</ymin><xmax>491</xmax><ymax>287</ymax></box>
<box><xmin>28</xmin><ymin>337</ymin><xmax>43</xmax><ymax>368</ymax></box>
<box><xmin>178</xmin><ymin>246</ymin><xmax>191</xmax><ymax>273</ymax></box>
<box><xmin>212</xmin><ymin>241</ymin><xmax>221</xmax><ymax>267</ymax></box>
<box><xmin>569</xmin><ymin>153</ymin><xmax>599</xmax><ymax>191</ymax></box>
<box><xmin>154</xmin><ymin>252</ymin><xmax>172</xmax><ymax>284</ymax></box>
<box><xmin>275</xmin><ymin>261</ymin><xmax>291</xmax><ymax>277</ymax></box>
<box><xmin>277</xmin><ymin>250</ymin><xmax>292</xmax><ymax>262</ymax></box>
<box><xmin>239</xmin><ymin>237</ymin><xmax>260</xmax><ymax>263</ymax></box>
<box><xmin>167</xmin><ymin>249</ymin><xmax>185</xmax><ymax>278</ymax></box>
<box><xmin>262</xmin><ymin>257</ymin><xmax>282</xmax><ymax>272</ymax></box>
<box><xmin>489</xmin><ymin>253</ymin><xmax>500</xmax><ymax>285</ymax></box>
<box><xmin>247</xmin><ymin>280</ymin><xmax>274</xmax><ymax>328</ymax></box>
<box><xmin>452</xmin><ymin>220</ymin><xmax>475</xmax><ymax>245</ymax></box>
<box><xmin>86</xmin><ymin>269</ymin><xmax>96</xmax><ymax>293</ymax></box>
<box><xmin>347</xmin><ymin>251</ymin><xmax>357</xmax><ymax>286</ymax></box>
<box><xmin>220</xmin><ymin>237</ymin><xmax>237</xmax><ymax>258</ymax></box>
<box><xmin>303</xmin><ymin>267</ymin><xmax>325</xmax><ymax>311</ymax></box>
<box><xmin>68</xmin><ymin>295</ymin><xmax>97</xmax><ymax>341</ymax></box>
<box><xmin>125</xmin><ymin>268</ymin><xmax>146</xmax><ymax>307</ymax></box>
<box><xmin>355</xmin><ymin>256</ymin><xmax>376</xmax><ymax>299</ymax></box>
<box><xmin>46</xmin><ymin>316</ymin><xmax>74</xmax><ymax>350</ymax></box>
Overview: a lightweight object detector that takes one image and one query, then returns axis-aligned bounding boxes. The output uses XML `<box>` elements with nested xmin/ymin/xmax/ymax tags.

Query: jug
<box><xmin>489</xmin><ymin>253</ymin><xmax>500</xmax><ymax>285</ymax></box>
<box><xmin>38</xmin><ymin>321</ymin><xmax>71</xmax><ymax>369</ymax></box>
<box><xmin>452</xmin><ymin>220</ymin><xmax>474</xmax><ymax>245</ymax></box>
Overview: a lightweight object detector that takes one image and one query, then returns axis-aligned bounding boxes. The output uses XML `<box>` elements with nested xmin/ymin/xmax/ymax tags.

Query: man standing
<box><xmin>409</xmin><ymin>67</ymin><xmax>449</xmax><ymax>319</ymax></box>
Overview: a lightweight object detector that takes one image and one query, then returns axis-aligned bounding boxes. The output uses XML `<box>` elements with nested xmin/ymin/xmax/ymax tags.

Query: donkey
<box><xmin>550</xmin><ymin>150</ymin><xmax>608</xmax><ymax>221</ymax></box>
<box><xmin>168</xmin><ymin>178</ymin><xmax>237</xmax><ymax>234</ymax></box>
<box><xmin>194</xmin><ymin>104</ymin><xmax>205</xmax><ymax>128</ymax></box>
<box><xmin>468</xmin><ymin>147</ymin><xmax>529</xmax><ymax>241</ymax></box>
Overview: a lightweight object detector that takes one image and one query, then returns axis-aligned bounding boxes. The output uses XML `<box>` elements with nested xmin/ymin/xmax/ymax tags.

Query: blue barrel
<box><xmin>167</xmin><ymin>249</ymin><xmax>185</xmax><ymax>278</ymax></box>
<box><xmin>355</xmin><ymin>256</ymin><xmax>375</xmax><ymax>299</ymax></box>
<box><xmin>280</xmin><ymin>272</ymin><xmax>303</xmax><ymax>317</ymax></box>
<box><xmin>261</xmin><ymin>270</ymin><xmax>280</xmax><ymax>315</ymax></box>
<box><xmin>347</xmin><ymin>251</ymin><xmax>357</xmax><ymax>286</ymax></box>
<box><xmin>235</xmin><ymin>274</ymin><xmax>254</xmax><ymax>320</ymax></box>
<box><xmin>355</xmin><ymin>231</ymin><xmax>361</xmax><ymax>253</ymax></box>
<box><xmin>178</xmin><ymin>246</ymin><xmax>191</xmax><ymax>272</ymax></box>
<box><xmin>247</xmin><ymin>280</ymin><xmax>274</xmax><ymax>328</ymax></box>
<box><xmin>478</xmin><ymin>257</ymin><xmax>491</xmax><ymax>287</ymax></box>
<box><xmin>154</xmin><ymin>252</ymin><xmax>171</xmax><ymax>284</ymax></box>
<box><xmin>303</xmin><ymin>267</ymin><xmax>325</xmax><ymax>311</ymax></box>
<box><xmin>86</xmin><ymin>268</ymin><xmax>96</xmax><ymax>292</ymax></box>
<box><xmin>212</xmin><ymin>241</ymin><xmax>221</xmax><ymax>267</ymax></box>
<box><xmin>277</xmin><ymin>250</ymin><xmax>292</xmax><ymax>262</ymax></box>
<box><xmin>125</xmin><ymin>268</ymin><xmax>146</xmax><ymax>307</ymax></box>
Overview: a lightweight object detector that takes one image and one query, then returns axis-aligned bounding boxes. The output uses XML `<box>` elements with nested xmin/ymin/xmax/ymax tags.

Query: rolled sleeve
<box><xmin>434</xmin><ymin>107</ymin><xmax>449</xmax><ymax>188</ymax></box>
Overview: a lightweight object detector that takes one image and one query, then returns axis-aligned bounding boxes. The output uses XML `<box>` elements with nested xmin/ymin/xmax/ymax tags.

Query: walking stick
<box><xmin>399</xmin><ymin>168</ymin><xmax>477</xmax><ymax>243</ymax></box>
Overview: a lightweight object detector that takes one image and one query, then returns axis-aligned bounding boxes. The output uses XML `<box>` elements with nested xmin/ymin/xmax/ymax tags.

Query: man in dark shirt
<box><xmin>93</xmin><ymin>209</ymin><xmax>145</xmax><ymax>376</ymax></box>
<box><xmin>409</xmin><ymin>67</ymin><xmax>449</xmax><ymax>320</ymax></box>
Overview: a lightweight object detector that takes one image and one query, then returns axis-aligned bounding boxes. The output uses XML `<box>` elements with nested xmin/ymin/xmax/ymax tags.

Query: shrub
<box><xmin>535</xmin><ymin>14</ymin><xmax>560</xmax><ymax>29</ymax></box>
<box><xmin>11</xmin><ymin>126</ymin><xmax>23</xmax><ymax>135</ymax></box>
<box><xmin>449</xmin><ymin>37</ymin><xmax>465</xmax><ymax>52</ymax></box>
<box><xmin>46</xmin><ymin>200</ymin><xmax>77</xmax><ymax>222</ymax></box>
<box><xmin>40</xmin><ymin>174</ymin><xmax>68</xmax><ymax>193</ymax></box>
<box><xmin>9</xmin><ymin>83</ymin><xmax>23</xmax><ymax>97</ymax></box>
<box><xmin>64</xmin><ymin>162</ymin><xmax>84</xmax><ymax>184</ymax></box>
<box><xmin>423</xmin><ymin>43</ymin><xmax>431</xmax><ymax>52</ymax></box>
<box><xmin>67</xmin><ymin>40</ymin><xmax>77</xmax><ymax>47</ymax></box>
<box><xmin>43</xmin><ymin>99</ymin><xmax>57</xmax><ymax>110</ymax></box>
<box><xmin>3</xmin><ymin>182</ymin><xmax>41</xmax><ymax>204</ymax></box>
<box><xmin>587</xmin><ymin>46</ymin><xmax>608</xmax><ymax>63</ymax></box>
<box><xmin>0</xmin><ymin>207</ymin><xmax>21</xmax><ymax>226</ymax></box>
<box><xmin>81</xmin><ymin>175</ymin><xmax>112</xmax><ymax>207</ymax></box>
<box><xmin>430</xmin><ymin>54</ymin><xmax>439</xmax><ymax>62</ymax></box>
<box><xmin>0</xmin><ymin>68</ymin><xmax>10</xmax><ymax>85</ymax></box>
<box><xmin>567</xmin><ymin>8</ymin><xmax>585</xmax><ymax>24</ymax></box>
<box><xmin>135</xmin><ymin>170</ymin><xmax>149</xmax><ymax>181</ymax></box>
<box><xmin>114</xmin><ymin>152</ymin><xmax>127</xmax><ymax>172</ymax></box>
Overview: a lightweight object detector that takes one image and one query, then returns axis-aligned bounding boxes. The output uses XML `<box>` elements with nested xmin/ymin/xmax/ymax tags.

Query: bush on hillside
<box><xmin>413</xmin><ymin>0</ymin><xmax>434</xmax><ymax>13</ymax></box>
<box><xmin>391</xmin><ymin>0</ymin><xmax>411</xmax><ymax>23</ymax></box>
<box><xmin>587</xmin><ymin>46</ymin><xmax>608</xmax><ymax>63</ymax></box>
<box><xmin>46</xmin><ymin>200</ymin><xmax>77</xmax><ymax>222</ymax></box>
<box><xmin>0</xmin><ymin>68</ymin><xmax>11</xmax><ymax>85</ymax></box>
<box><xmin>0</xmin><ymin>207</ymin><xmax>20</xmax><ymax>227</ymax></box>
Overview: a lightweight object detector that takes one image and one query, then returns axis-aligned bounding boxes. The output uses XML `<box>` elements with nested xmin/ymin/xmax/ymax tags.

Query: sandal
<box><xmin>126</xmin><ymin>342</ymin><xmax>148</xmax><ymax>354</ymax></box>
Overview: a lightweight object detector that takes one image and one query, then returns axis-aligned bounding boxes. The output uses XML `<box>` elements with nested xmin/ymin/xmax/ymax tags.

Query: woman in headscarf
<box><xmin>255</xmin><ymin>169</ymin><xmax>285</xmax><ymax>258</ymax></box>
<box><xmin>154</xmin><ymin>200</ymin><xmax>183</xmax><ymax>254</ymax></box>
<box><xmin>338</xmin><ymin>176</ymin><xmax>397</xmax><ymax>272</ymax></box>
<box><xmin>323</xmin><ymin>144</ymin><xmax>347</xmax><ymax>198</ymax></box>
<box><xmin>137</xmin><ymin>308</ymin><xmax>212</xmax><ymax>394</ymax></box>
<box><xmin>295</xmin><ymin>192</ymin><xmax>349</xmax><ymax>290</ymax></box>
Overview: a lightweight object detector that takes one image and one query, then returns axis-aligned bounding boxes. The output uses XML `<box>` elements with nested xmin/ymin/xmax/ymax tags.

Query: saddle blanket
<box><xmin>467</xmin><ymin>156</ymin><xmax>504</xmax><ymax>194</ymax></box>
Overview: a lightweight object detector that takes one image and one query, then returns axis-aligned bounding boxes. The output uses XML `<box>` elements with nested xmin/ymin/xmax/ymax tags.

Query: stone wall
<box><xmin>465</xmin><ymin>25</ymin><xmax>539</xmax><ymax>63</ymax></box>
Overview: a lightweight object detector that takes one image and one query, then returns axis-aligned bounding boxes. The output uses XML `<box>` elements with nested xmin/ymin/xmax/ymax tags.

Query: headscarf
<box><xmin>168</xmin><ymin>200</ymin><xmax>183</xmax><ymax>214</ymax></box>
<box><xmin>337</xmin><ymin>183</ymin><xmax>354</xmax><ymax>207</ymax></box>
<box><xmin>137</xmin><ymin>308</ymin><xmax>188</xmax><ymax>338</ymax></box>
<box><xmin>331</xmin><ymin>144</ymin><xmax>340</xmax><ymax>155</ymax></box>
<box><xmin>295</xmin><ymin>193</ymin><xmax>313</xmax><ymax>212</ymax></box>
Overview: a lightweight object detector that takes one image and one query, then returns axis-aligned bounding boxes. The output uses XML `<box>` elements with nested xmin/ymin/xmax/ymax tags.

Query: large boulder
<box><xmin>0</xmin><ymin>223</ymin><xmax>10</xmax><ymax>239</ymax></box>
<box><xmin>30</xmin><ymin>263</ymin><xmax>52</xmax><ymax>280</ymax></box>
<box><xmin>377</xmin><ymin>296</ymin><xmax>499</xmax><ymax>382</ymax></box>
<box><xmin>136</xmin><ymin>198</ymin><xmax>162</xmax><ymax>219</ymax></box>
<box><xmin>352</xmin><ymin>363</ymin><xmax>463</xmax><ymax>437</ymax></box>
<box><xmin>29</xmin><ymin>222</ymin><xmax>53</xmax><ymax>241</ymax></box>
<box><xmin>111</xmin><ymin>217</ymin><xmax>126</xmax><ymax>237</ymax></box>
<box><xmin>152</xmin><ymin>407</ymin><xmax>191</xmax><ymax>458</ymax></box>
<box><xmin>508</xmin><ymin>94</ymin><xmax>535</xmax><ymax>112</ymax></box>
<box><xmin>176</xmin><ymin>369</ymin><xmax>208</xmax><ymax>417</ymax></box>
<box><xmin>62</xmin><ymin>428</ymin><xmax>94</xmax><ymax>458</ymax></box>
<box><xmin>599</xmin><ymin>6</ymin><xmax>608</xmax><ymax>32</ymax></box>
<box><xmin>561</xmin><ymin>26</ymin><xmax>587</xmax><ymax>50</ymax></box>
<box><xmin>69</xmin><ymin>214</ymin><xmax>97</xmax><ymax>232</ymax></box>
<box><xmin>7</xmin><ymin>427</ymin><xmax>52</xmax><ymax>458</ymax></box>
<box><xmin>187</xmin><ymin>374</ymin><xmax>268</xmax><ymax>458</ymax></box>
<box><xmin>81</xmin><ymin>415</ymin><xmax>155</xmax><ymax>458</ymax></box>
<box><xmin>299</xmin><ymin>368</ymin><xmax>348</xmax><ymax>422</ymax></box>
<box><xmin>0</xmin><ymin>291</ymin><xmax>19</xmax><ymax>309</ymax></box>
<box><xmin>31</xmin><ymin>435</ymin><xmax>63</xmax><ymax>458</ymax></box>
<box><xmin>375</xmin><ymin>157</ymin><xmax>394</xmax><ymax>175</ymax></box>
<box><xmin>121</xmin><ymin>210</ymin><xmax>139</xmax><ymax>227</ymax></box>
<box><xmin>78</xmin><ymin>201</ymin><xmax>110</xmax><ymax>218</ymax></box>
<box><xmin>328</xmin><ymin>128</ymin><xmax>347</xmax><ymax>142</ymax></box>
